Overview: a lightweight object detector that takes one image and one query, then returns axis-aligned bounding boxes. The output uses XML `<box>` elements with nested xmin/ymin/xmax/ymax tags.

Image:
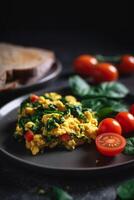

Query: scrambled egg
<box><xmin>15</xmin><ymin>92</ymin><xmax>98</xmax><ymax>155</ymax></box>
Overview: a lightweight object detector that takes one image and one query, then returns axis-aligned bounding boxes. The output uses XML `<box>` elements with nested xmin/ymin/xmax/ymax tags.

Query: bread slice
<box><xmin>0</xmin><ymin>43</ymin><xmax>56</xmax><ymax>87</ymax></box>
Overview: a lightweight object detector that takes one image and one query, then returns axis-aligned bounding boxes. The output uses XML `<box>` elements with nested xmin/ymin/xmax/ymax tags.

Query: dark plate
<box><xmin>0</xmin><ymin>61</ymin><xmax>62</xmax><ymax>107</ymax></box>
<box><xmin>0</xmin><ymin>87</ymin><xmax>134</xmax><ymax>175</ymax></box>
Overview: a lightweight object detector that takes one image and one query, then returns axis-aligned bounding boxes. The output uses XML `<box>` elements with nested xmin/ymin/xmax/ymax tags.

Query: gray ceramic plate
<box><xmin>0</xmin><ymin>87</ymin><xmax>134</xmax><ymax>175</ymax></box>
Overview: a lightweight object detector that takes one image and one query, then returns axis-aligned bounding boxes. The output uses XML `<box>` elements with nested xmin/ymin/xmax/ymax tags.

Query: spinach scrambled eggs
<box><xmin>14</xmin><ymin>93</ymin><xmax>98</xmax><ymax>155</ymax></box>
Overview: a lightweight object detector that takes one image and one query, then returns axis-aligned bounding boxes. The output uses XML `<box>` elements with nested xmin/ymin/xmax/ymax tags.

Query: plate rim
<box><xmin>0</xmin><ymin>89</ymin><xmax>134</xmax><ymax>173</ymax></box>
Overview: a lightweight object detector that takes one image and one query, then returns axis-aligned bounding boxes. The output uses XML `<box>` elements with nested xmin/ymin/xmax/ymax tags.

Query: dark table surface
<box><xmin>0</xmin><ymin>30</ymin><xmax>134</xmax><ymax>200</ymax></box>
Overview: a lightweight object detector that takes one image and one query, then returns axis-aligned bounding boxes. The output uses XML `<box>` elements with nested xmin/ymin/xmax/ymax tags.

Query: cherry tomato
<box><xmin>60</xmin><ymin>134</ymin><xmax>71</xmax><ymax>142</ymax></box>
<box><xmin>30</xmin><ymin>94</ymin><xmax>39</xmax><ymax>102</ymax></box>
<box><xmin>73</xmin><ymin>55</ymin><xmax>97</xmax><ymax>75</ymax></box>
<box><xmin>98</xmin><ymin>118</ymin><xmax>122</xmax><ymax>135</ymax></box>
<box><xmin>115</xmin><ymin>112</ymin><xmax>134</xmax><ymax>134</ymax></box>
<box><xmin>95</xmin><ymin>133</ymin><xmax>126</xmax><ymax>156</ymax></box>
<box><xmin>91</xmin><ymin>63</ymin><xmax>118</xmax><ymax>83</ymax></box>
<box><xmin>25</xmin><ymin>131</ymin><xmax>34</xmax><ymax>142</ymax></box>
<box><xmin>130</xmin><ymin>104</ymin><xmax>134</xmax><ymax>116</ymax></box>
<box><xmin>119</xmin><ymin>55</ymin><xmax>134</xmax><ymax>74</ymax></box>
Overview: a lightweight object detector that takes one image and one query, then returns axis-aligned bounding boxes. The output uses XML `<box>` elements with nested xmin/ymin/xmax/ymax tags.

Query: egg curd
<box><xmin>14</xmin><ymin>93</ymin><xmax>98</xmax><ymax>155</ymax></box>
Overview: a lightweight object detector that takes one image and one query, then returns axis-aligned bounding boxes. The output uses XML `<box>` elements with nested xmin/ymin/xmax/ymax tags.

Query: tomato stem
<box><xmin>95</xmin><ymin>55</ymin><xmax>121</xmax><ymax>63</ymax></box>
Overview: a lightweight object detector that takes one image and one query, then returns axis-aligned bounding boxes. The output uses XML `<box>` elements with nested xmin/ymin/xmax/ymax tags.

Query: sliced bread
<box><xmin>0</xmin><ymin>43</ymin><xmax>56</xmax><ymax>87</ymax></box>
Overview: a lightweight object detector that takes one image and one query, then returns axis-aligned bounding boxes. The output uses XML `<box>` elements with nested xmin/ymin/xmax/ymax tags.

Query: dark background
<box><xmin>0</xmin><ymin>1</ymin><xmax>134</xmax><ymax>38</ymax></box>
<box><xmin>0</xmin><ymin>1</ymin><xmax>134</xmax><ymax>53</ymax></box>
<box><xmin>0</xmin><ymin>2</ymin><xmax>134</xmax><ymax>200</ymax></box>
<box><xmin>0</xmin><ymin>1</ymin><xmax>133</xmax><ymax>30</ymax></box>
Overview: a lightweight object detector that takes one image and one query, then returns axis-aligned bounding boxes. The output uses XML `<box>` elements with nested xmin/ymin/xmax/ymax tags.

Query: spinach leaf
<box><xmin>46</xmin><ymin>118</ymin><xmax>58</xmax><ymax>131</ymax></box>
<box><xmin>82</xmin><ymin>98</ymin><xmax>127</xmax><ymax>121</ymax></box>
<box><xmin>52</xmin><ymin>187</ymin><xmax>73</xmax><ymax>200</ymax></box>
<box><xmin>69</xmin><ymin>75</ymin><xmax>90</xmax><ymax>97</ymax></box>
<box><xmin>96</xmin><ymin>107</ymin><xmax>116</xmax><ymax>121</ymax></box>
<box><xmin>117</xmin><ymin>179</ymin><xmax>134</xmax><ymax>200</ymax></box>
<box><xmin>69</xmin><ymin>76</ymin><xmax>129</xmax><ymax>99</ymax></box>
<box><xmin>20</xmin><ymin>98</ymin><xmax>30</xmax><ymax>112</ymax></box>
<box><xmin>99</xmin><ymin>81</ymin><xmax>129</xmax><ymax>98</ymax></box>
<box><xmin>84</xmin><ymin>82</ymin><xmax>129</xmax><ymax>99</ymax></box>
<box><xmin>124</xmin><ymin>137</ymin><xmax>134</xmax><ymax>155</ymax></box>
<box><xmin>46</xmin><ymin>117</ymin><xmax>64</xmax><ymax>131</ymax></box>
<box><xmin>18</xmin><ymin>116</ymin><xmax>29</xmax><ymax>130</ymax></box>
<box><xmin>67</xmin><ymin>104</ymin><xmax>86</xmax><ymax>121</ymax></box>
<box><xmin>95</xmin><ymin>54</ymin><xmax>121</xmax><ymax>62</ymax></box>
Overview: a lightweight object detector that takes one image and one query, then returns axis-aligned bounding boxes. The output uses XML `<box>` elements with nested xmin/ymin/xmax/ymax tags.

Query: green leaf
<box><xmin>117</xmin><ymin>179</ymin><xmax>134</xmax><ymax>199</ymax></box>
<box><xmin>67</xmin><ymin>104</ymin><xmax>86</xmax><ymax>121</ymax></box>
<box><xmin>52</xmin><ymin>187</ymin><xmax>73</xmax><ymax>200</ymax></box>
<box><xmin>95</xmin><ymin>54</ymin><xmax>121</xmax><ymax>62</ymax></box>
<box><xmin>69</xmin><ymin>76</ymin><xmax>129</xmax><ymax>99</ymax></box>
<box><xmin>98</xmin><ymin>81</ymin><xmax>129</xmax><ymax>98</ymax></box>
<box><xmin>97</xmin><ymin>107</ymin><xmax>116</xmax><ymax>121</ymax></box>
<box><xmin>82</xmin><ymin>98</ymin><xmax>127</xmax><ymax>121</ymax></box>
<box><xmin>124</xmin><ymin>137</ymin><xmax>134</xmax><ymax>155</ymax></box>
<box><xmin>82</xmin><ymin>98</ymin><xmax>105</xmax><ymax>113</ymax></box>
<box><xmin>69</xmin><ymin>75</ymin><xmax>90</xmax><ymax>97</ymax></box>
<box><xmin>109</xmin><ymin>101</ymin><xmax>128</xmax><ymax>112</ymax></box>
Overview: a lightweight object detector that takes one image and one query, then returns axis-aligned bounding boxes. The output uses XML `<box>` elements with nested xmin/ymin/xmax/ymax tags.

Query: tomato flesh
<box><xmin>95</xmin><ymin>133</ymin><xmax>126</xmax><ymax>156</ymax></box>
<box><xmin>91</xmin><ymin>63</ymin><xmax>118</xmax><ymax>83</ymax></box>
<box><xmin>60</xmin><ymin>134</ymin><xmax>71</xmax><ymax>142</ymax></box>
<box><xmin>30</xmin><ymin>94</ymin><xmax>39</xmax><ymax>102</ymax></box>
<box><xmin>25</xmin><ymin>131</ymin><xmax>34</xmax><ymax>142</ymax></box>
<box><xmin>73</xmin><ymin>55</ymin><xmax>97</xmax><ymax>75</ymax></box>
<box><xmin>115</xmin><ymin>112</ymin><xmax>134</xmax><ymax>134</ymax></box>
<box><xmin>98</xmin><ymin>118</ymin><xmax>122</xmax><ymax>135</ymax></box>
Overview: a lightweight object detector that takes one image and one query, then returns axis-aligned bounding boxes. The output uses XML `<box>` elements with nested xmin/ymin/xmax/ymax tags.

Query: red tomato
<box><xmin>30</xmin><ymin>94</ymin><xmax>39</xmax><ymax>102</ymax></box>
<box><xmin>130</xmin><ymin>104</ymin><xmax>134</xmax><ymax>116</ymax></box>
<box><xmin>119</xmin><ymin>55</ymin><xmax>134</xmax><ymax>74</ymax></box>
<box><xmin>95</xmin><ymin>133</ymin><xmax>126</xmax><ymax>156</ymax></box>
<box><xmin>91</xmin><ymin>63</ymin><xmax>118</xmax><ymax>83</ymax></box>
<box><xmin>60</xmin><ymin>134</ymin><xmax>71</xmax><ymax>142</ymax></box>
<box><xmin>98</xmin><ymin>118</ymin><xmax>122</xmax><ymax>135</ymax></box>
<box><xmin>73</xmin><ymin>55</ymin><xmax>97</xmax><ymax>75</ymax></box>
<box><xmin>115</xmin><ymin>112</ymin><xmax>134</xmax><ymax>134</ymax></box>
<box><xmin>25</xmin><ymin>131</ymin><xmax>34</xmax><ymax>142</ymax></box>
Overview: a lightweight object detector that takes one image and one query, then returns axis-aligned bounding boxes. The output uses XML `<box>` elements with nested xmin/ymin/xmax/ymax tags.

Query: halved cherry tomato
<box><xmin>115</xmin><ymin>112</ymin><xmax>134</xmax><ymax>134</ymax></box>
<box><xmin>25</xmin><ymin>131</ymin><xmax>34</xmax><ymax>142</ymax></box>
<box><xmin>95</xmin><ymin>133</ymin><xmax>126</xmax><ymax>156</ymax></box>
<box><xmin>30</xmin><ymin>94</ymin><xmax>39</xmax><ymax>102</ymax></box>
<box><xmin>92</xmin><ymin>63</ymin><xmax>118</xmax><ymax>83</ymax></box>
<box><xmin>73</xmin><ymin>54</ymin><xmax>97</xmax><ymax>75</ymax></box>
<box><xmin>119</xmin><ymin>55</ymin><xmax>134</xmax><ymax>74</ymax></box>
<box><xmin>60</xmin><ymin>134</ymin><xmax>71</xmax><ymax>142</ymax></box>
<box><xmin>98</xmin><ymin>118</ymin><xmax>122</xmax><ymax>135</ymax></box>
<box><xmin>130</xmin><ymin>104</ymin><xmax>134</xmax><ymax>116</ymax></box>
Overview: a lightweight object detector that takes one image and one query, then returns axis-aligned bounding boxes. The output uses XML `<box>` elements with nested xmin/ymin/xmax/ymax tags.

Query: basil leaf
<box><xmin>52</xmin><ymin>187</ymin><xmax>73</xmax><ymax>200</ymax></box>
<box><xmin>117</xmin><ymin>179</ymin><xmax>134</xmax><ymax>199</ymax></box>
<box><xmin>69</xmin><ymin>76</ymin><xmax>90</xmax><ymax>97</ymax></box>
<box><xmin>124</xmin><ymin>137</ymin><xmax>134</xmax><ymax>155</ymax></box>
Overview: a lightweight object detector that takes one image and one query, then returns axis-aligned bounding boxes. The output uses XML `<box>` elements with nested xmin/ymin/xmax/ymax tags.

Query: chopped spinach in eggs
<box><xmin>15</xmin><ymin>93</ymin><xmax>98</xmax><ymax>155</ymax></box>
